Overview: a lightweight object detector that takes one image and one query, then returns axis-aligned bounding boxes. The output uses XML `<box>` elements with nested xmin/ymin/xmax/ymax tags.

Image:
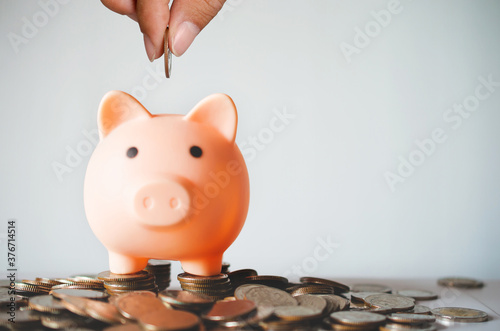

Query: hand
<box><xmin>101</xmin><ymin>0</ymin><xmax>226</xmax><ymax>61</ymax></box>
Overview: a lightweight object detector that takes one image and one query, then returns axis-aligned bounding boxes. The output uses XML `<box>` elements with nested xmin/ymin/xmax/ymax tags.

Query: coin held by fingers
<box><xmin>164</xmin><ymin>27</ymin><xmax>172</xmax><ymax>78</ymax></box>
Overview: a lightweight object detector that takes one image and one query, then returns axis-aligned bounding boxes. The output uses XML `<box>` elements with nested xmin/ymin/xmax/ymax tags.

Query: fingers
<box><xmin>101</xmin><ymin>0</ymin><xmax>136</xmax><ymax>16</ymax></box>
<box><xmin>169</xmin><ymin>0</ymin><xmax>226</xmax><ymax>56</ymax></box>
<box><xmin>137</xmin><ymin>0</ymin><xmax>170</xmax><ymax>61</ymax></box>
<box><xmin>102</xmin><ymin>0</ymin><xmax>226</xmax><ymax>60</ymax></box>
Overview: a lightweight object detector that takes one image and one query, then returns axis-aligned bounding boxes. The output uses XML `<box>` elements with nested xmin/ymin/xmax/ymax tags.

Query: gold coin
<box><xmin>85</xmin><ymin>299</ymin><xmax>128</xmax><ymax>324</ymax></box>
<box><xmin>59</xmin><ymin>296</ymin><xmax>91</xmax><ymax>317</ymax></box>
<box><xmin>178</xmin><ymin>273</ymin><xmax>228</xmax><ymax>284</ymax></box>
<box><xmin>116</xmin><ymin>293</ymin><xmax>166</xmax><ymax>320</ymax></box>
<box><xmin>431</xmin><ymin>307</ymin><xmax>488</xmax><ymax>323</ymax></box>
<box><xmin>437</xmin><ymin>277</ymin><xmax>484</xmax><ymax>288</ymax></box>
<box><xmin>138</xmin><ymin>308</ymin><xmax>200</xmax><ymax>331</ymax></box>
<box><xmin>202</xmin><ymin>299</ymin><xmax>256</xmax><ymax>321</ymax></box>
<box><xmin>104</xmin><ymin>324</ymin><xmax>142</xmax><ymax>331</ymax></box>
<box><xmin>98</xmin><ymin>270</ymin><xmax>151</xmax><ymax>282</ymax></box>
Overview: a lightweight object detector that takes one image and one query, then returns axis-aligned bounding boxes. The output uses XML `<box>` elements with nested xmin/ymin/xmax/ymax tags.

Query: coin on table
<box><xmin>28</xmin><ymin>295</ymin><xmax>66</xmax><ymax>313</ymax></box>
<box><xmin>244</xmin><ymin>275</ymin><xmax>289</xmax><ymax>289</ymax></box>
<box><xmin>202</xmin><ymin>299</ymin><xmax>256</xmax><ymax>321</ymax></box>
<box><xmin>138</xmin><ymin>308</ymin><xmax>200</xmax><ymax>331</ymax></box>
<box><xmin>85</xmin><ymin>299</ymin><xmax>128</xmax><ymax>324</ymax></box>
<box><xmin>40</xmin><ymin>312</ymin><xmax>89</xmax><ymax>329</ymax></box>
<box><xmin>59</xmin><ymin>296</ymin><xmax>91</xmax><ymax>317</ymax></box>
<box><xmin>290</xmin><ymin>284</ymin><xmax>335</xmax><ymax>296</ymax></box>
<box><xmin>159</xmin><ymin>290</ymin><xmax>213</xmax><ymax>311</ymax></box>
<box><xmin>330</xmin><ymin>311</ymin><xmax>386</xmax><ymax>326</ymax></box>
<box><xmin>395</xmin><ymin>304</ymin><xmax>431</xmax><ymax>315</ymax></box>
<box><xmin>388</xmin><ymin>313</ymin><xmax>436</xmax><ymax>324</ymax></box>
<box><xmin>234</xmin><ymin>284</ymin><xmax>264</xmax><ymax>300</ymax></box>
<box><xmin>0</xmin><ymin>310</ymin><xmax>41</xmax><ymax>328</ymax></box>
<box><xmin>319</xmin><ymin>294</ymin><xmax>350</xmax><ymax>312</ymax></box>
<box><xmin>381</xmin><ymin>323</ymin><xmax>437</xmax><ymax>331</ymax></box>
<box><xmin>116</xmin><ymin>293</ymin><xmax>167</xmax><ymax>320</ymax></box>
<box><xmin>300</xmin><ymin>277</ymin><xmax>350</xmax><ymax>293</ymax></box>
<box><xmin>246</xmin><ymin>305</ymin><xmax>275</xmax><ymax>325</ymax></box>
<box><xmin>365</xmin><ymin>293</ymin><xmax>414</xmax><ymax>312</ymax></box>
<box><xmin>431</xmin><ymin>307</ymin><xmax>488</xmax><ymax>323</ymax></box>
<box><xmin>295</xmin><ymin>294</ymin><xmax>327</xmax><ymax>314</ymax></box>
<box><xmin>350</xmin><ymin>292</ymin><xmax>382</xmax><ymax>303</ymax></box>
<box><xmin>228</xmin><ymin>269</ymin><xmax>258</xmax><ymax>279</ymax></box>
<box><xmin>104</xmin><ymin>324</ymin><xmax>142</xmax><ymax>331</ymax></box>
<box><xmin>98</xmin><ymin>271</ymin><xmax>151</xmax><ymax>282</ymax></box>
<box><xmin>164</xmin><ymin>26</ymin><xmax>172</xmax><ymax>78</ymax></box>
<box><xmin>350</xmin><ymin>284</ymin><xmax>392</xmax><ymax>293</ymax></box>
<box><xmin>397</xmin><ymin>290</ymin><xmax>438</xmax><ymax>301</ymax></box>
<box><xmin>273</xmin><ymin>305</ymin><xmax>321</xmax><ymax>321</ymax></box>
<box><xmin>244</xmin><ymin>286</ymin><xmax>298</xmax><ymax>307</ymax></box>
<box><xmin>437</xmin><ymin>277</ymin><xmax>484</xmax><ymax>288</ymax></box>
<box><xmin>51</xmin><ymin>288</ymin><xmax>108</xmax><ymax>300</ymax></box>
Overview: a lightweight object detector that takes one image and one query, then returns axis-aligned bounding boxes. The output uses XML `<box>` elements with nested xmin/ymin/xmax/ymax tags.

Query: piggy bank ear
<box><xmin>98</xmin><ymin>91</ymin><xmax>152</xmax><ymax>139</ymax></box>
<box><xmin>184</xmin><ymin>94</ymin><xmax>237</xmax><ymax>143</ymax></box>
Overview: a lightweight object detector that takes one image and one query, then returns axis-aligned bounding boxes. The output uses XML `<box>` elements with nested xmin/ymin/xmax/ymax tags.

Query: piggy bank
<box><xmin>84</xmin><ymin>91</ymin><xmax>250</xmax><ymax>276</ymax></box>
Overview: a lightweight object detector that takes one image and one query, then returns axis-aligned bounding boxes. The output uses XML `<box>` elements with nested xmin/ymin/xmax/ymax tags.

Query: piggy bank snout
<box><xmin>134</xmin><ymin>178</ymin><xmax>191</xmax><ymax>227</ymax></box>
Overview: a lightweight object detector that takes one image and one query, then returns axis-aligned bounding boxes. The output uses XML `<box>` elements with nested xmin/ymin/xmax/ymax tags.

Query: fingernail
<box><xmin>172</xmin><ymin>22</ymin><xmax>200</xmax><ymax>57</ymax></box>
<box><xmin>143</xmin><ymin>34</ymin><xmax>156</xmax><ymax>62</ymax></box>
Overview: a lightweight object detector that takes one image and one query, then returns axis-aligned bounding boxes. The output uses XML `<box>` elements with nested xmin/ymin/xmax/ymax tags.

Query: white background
<box><xmin>1</xmin><ymin>0</ymin><xmax>499</xmax><ymax>282</ymax></box>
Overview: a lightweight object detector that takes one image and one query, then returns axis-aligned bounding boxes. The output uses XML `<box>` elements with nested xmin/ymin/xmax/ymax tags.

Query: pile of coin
<box><xmin>0</xmin><ymin>269</ymin><xmax>490</xmax><ymax>330</ymax></box>
<box><xmin>177</xmin><ymin>273</ymin><xmax>233</xmax><ymax>301</ymax></box>
<box><xmin>144</xmin><ymin>260</ymin><xmax>171</xmax><ymax>291</ymax></box>
<box><xmin>98</xmin><ymin>270</ymin><xmax>157</xmax><ymax>295</ymax></box>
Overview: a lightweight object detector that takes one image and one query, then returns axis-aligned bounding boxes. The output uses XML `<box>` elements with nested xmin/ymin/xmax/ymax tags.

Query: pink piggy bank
<box><xmin>84</xmin><ymin>91</ymin><xmax>250</xmax><ymax>276</ymax></box>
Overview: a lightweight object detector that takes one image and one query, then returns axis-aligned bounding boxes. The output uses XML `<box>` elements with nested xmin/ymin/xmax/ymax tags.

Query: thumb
<box><xmin>169</xmin><ymin>0</ymin><xmax>226</xmax><ymax>56</ymax></box>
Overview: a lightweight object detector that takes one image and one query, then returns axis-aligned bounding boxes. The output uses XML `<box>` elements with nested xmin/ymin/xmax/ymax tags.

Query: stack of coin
<box><xmin>144</xmin><ymin>260</ymin><xmax>171</xmax><ymax>291</ymax></box>
<box><xmin>178</xmin><ymin>273</ymin><xmax>233</xmax><ymax>301</ymax></box>
<box><xmin>15</xmin><ymin>280</ymin><xmax>52</xmax><ymax>296</ymax></box>
<box><xmin>98</xmin><ymin>270</ymin><xmax>157</xmax><ymax>295</ymax></box>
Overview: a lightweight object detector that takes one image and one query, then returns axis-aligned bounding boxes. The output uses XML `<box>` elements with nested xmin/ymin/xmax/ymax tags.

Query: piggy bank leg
<box><xmin>181</xmin><ymin>254</ymin><xmax>223</xmax><ymax>276</ymax></box>
<box><xmin>108</xmin><ymin>251</ymin><xmax>148</xmax><ymax>274</ymax></box>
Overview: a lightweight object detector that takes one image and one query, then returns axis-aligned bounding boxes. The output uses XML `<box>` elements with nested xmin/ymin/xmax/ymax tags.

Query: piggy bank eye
<box><xmin>190</xmin><ymin>146</ymin><xmax>202</xmax><ymax>158</ymax></box>
<box><xmin>127</xmin><ymin>147</ymin><xmax>138</xmax><ymax>158</ymax></box>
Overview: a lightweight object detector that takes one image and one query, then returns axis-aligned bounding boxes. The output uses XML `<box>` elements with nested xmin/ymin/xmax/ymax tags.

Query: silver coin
<box><xmin>234</xmin><ymin>284</ymin><xmax>264</xmax><ymax>300</ymax></box>
<box><xmin>397</xmin><ymin>290</ymin><xmax>438</xmax><ymax>301</ymax></box>
<box><xmin>431</xmin><ymin>307</ymin><xmax>488</xmax><ymax>323</ymax></box>
<box><xmin>164</xmin><ymin>27</ymin><xmax>172</xmax><ymax>78</ymax></box>
<box><xmin>396</xmin><ymin>304</ymin><xmax>431</xmax><ymax>315</ymax></box>
<box><xmin>351</xmin><ymin>291</ymin><xmax>382</xmax><ymax>302</ymax></box>
<box><xmin>319</xmin><ymin>294</ymin><xmax>350</xmax><ymax>312</ymax></box>
<box><xmin>295</xmin><ymin>294</ymin><xmax>327</xmax><ymax>314</ymax></box>
<box><xmin>388</xmin><ymin>313</ymin><xmax>436</xmax><ymax>324</ymax></box>
<box><xmin>350</xmin><ymin>284</ymin><xmax>392</xmax><ymax>293</ymax></box>
<box><xmin>381</xmin><ymin>323</ymin><xmax>437</xmax><ymax>331</ymax></box>
<box><xmin>273</xmin><ymin>306</ymin><xmax>320</xmax><ymax>321</ymax></box>
<box><xmin>245</xmin><ymin>286</ymin><xmax>298</xmax><ymax>307</ymax></box>
<box><xmin>365</xmin><ymin>294</ymin><xmax>414</xmax><ymax>312</ymax></box>
<box><xmin>330</xmin><ymin>311</ymin><xmax>386</xmax><ymax>326</ymax></box>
